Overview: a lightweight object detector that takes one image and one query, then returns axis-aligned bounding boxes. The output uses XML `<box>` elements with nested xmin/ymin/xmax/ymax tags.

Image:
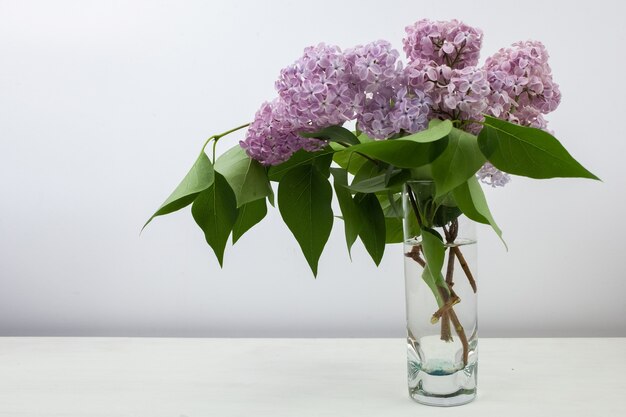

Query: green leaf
<box><xmin>432</xmin><ymin>204</ymin><xmax>462</xmax><ymax>227</ymax></box>
<box><xmin>348</xmin><ymin>172</ymin><xmax>389</xmax><ymax>193</ymax></box>
<box><xmin>357</xmin><ymin>133</ymin><xmax>374</xmax><ymax>143</ymax></box>
<box><xmin>300</xmin><ymin>125</ymin><xmax>360</xmax><ymax>145</ymax></box>
<box><xmin>267</xmin><ymin>183</ymin><xmax>275</xmax><ymax>207</ymax></box>
<box><xmin>232</xmin><ymin>198</ymin><xmax>267</xmax><ymax>244</ymax></box>
<box><xmin>352</xmin><ymin>160</ymin><xmax>382</xmax><ymax>184</ymax></box>
<box><xmin>329</xmin><ymin>142</ymin><xmax>345</xmax><ymax>152</ymax></box>
<box><xmin>385</xmin><ymin>217</ymin><xmax>404</xmax><ymax>244</ymax></box>
<box><xmin>268</xmin><ymin>148</ymin><xmax>334</xmax><ymax>181</ymax></box>
<box><xmin>338</xmin><ymin>137</ymin><xmax>448</xmax><ymax>169</ymax></box>
<box><xmin>278</xmin><ymin>164</ymin><xmax>334</xmax><ymax>276</ymax></box>
<box><xmin>431</xmin><ymin>128</ymin><xmax>486</xmax><ymax>198</ymax></box>
<box><xmin>401</xmin><ymin>119</ymin><xmax>453</xmax><ymax>143</ymax></box>
<box><xmin>312</xmin><ymin>152</ymin><xmax>334</xmax><ymax>178</ymax></box>
<box><xmin>478</xmin><ymin>116</ymin><xmax>599</xmax><ymax>180</ymax></box>
<box><xmin>215</xmin><ymin>145</ymin><xmax>271</xmax><ymax>207</ymax></box>
<box><xmin>354</xmin><ymin>193</ymin><xmax>386</xmax><ymax>266</ymax></box>
<box><xmin>404</xmin><ymin>203</ymin><xmax>421</xmax><ymax>240</ymax></box>
<box><xmin>420</xmin><ymin>228</ymin><xmax>447</xmax><ymax>297</ymax></box>
<box><xmin>330</xmin><ymin>168</ymin><xmax>361</xmax><ymax>255</ymax></box>
<box><xmin>348</xmin><ymin>169</ymin><xmax>410</xmax><ymax>193</ymax></box>
<box><xmin>453</xmin><ymin>175</ymin><xmax>506</xmax><ymax>248</ymax></box>
<box><xmin>191</xmin><ymin>172</ymin><xmax>238</xmax><ymax>267</ymax></box>
<box><xmin>332</xmin><ymin>149</ymin><xmax>369</xmax><ymax>175</ymax></box>
<box><xmin>422</xmin><ymin>266</ymin><xmax>444</xmax><ymax>307</ymax></box>
<box><xmin>379</xmin><ymin>192</ymin><xmax>403</xmax><ymax>218</ymax></box>
<box><xmin>144</xmin><ymin>152</ymin><xmax>215</xmax><ymax>229</ymax></box>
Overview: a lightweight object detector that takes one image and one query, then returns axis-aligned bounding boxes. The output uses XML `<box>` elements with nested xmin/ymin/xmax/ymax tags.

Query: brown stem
<box><xmin>431</xmin><ymin>295</ymin><xmax>460</xmax><ymax>322</ymax></box>
<box><xmin>452</xmin><ymin>246</ymin><xmax>477</xmax><ymax>293</ymax></box>
<box><xmin>406</xmin><ymin>245</ymin><xmax>458</xmax><ymax>343</ymax></box>
<box><xmin>445</xmin><ymin>247</ymin><xmax>455</xmax><ymax>287</ymax></box>
<box><xmin>445</xmin><ymin>218</ymin><xmax>477</xmax><ymax>293</ymax></box>
<box><xmin>445</xmin><ymin>219</ymin><xmax>470</xmax><ymax>364</ymax></box>
<box><xmin>449</xmin><ymin>309</ymin><xmax>469</xmax><ymax>365</ymax></box>
<box><xmin>404</xmin><ymin>211</ymin><xmax>471</xmax><ymax>365</ymax></box>
<box><xmin>440</xmin><ymin>312</ymin><xmax>451</xmax><ymax>342</ymax></box>
<box><xmin>437</xmin><ymin>245</ymin><xmax>457</xmax><ymax>341</ymax></box>
<box><xmin>405</xmin><ymin>245</ymin><xmax>425</xmax><ymax>267</ymax></box>
<box><xmin>436</xmin><ymin>287</ymin><xmax>469</xmax><ymax>366</ymax></box>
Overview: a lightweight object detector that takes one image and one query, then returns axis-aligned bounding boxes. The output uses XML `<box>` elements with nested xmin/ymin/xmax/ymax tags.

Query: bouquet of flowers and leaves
<box><xmin>145</xmin><ymin>19</ymin><xmax>597</xmax><ymax>356</ymax></box>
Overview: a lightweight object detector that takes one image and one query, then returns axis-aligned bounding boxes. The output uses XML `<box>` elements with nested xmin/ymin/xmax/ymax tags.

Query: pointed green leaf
<box><xmin>379</xmin><ymin>192</ymin><xmax>403</xmax><ymax>218</ymax></box>
<box><xmin>338</xmin><ymin>137</ymin><xmax>448</xmax><ymax>169</ymax></box>
<box><xmin>431</xmin><ymin>128</ymin><xmax>486</xmax><ymax>197</ymax></box>
<box><xmin>278</xmin><ymin>164</ymin><xmax>333</xmax><ymax>276</ymax></box>
<box><xmin>421</xmin><ymin>228</ymin><xmax>445</xmax><ymax>274</ymax></box>
<box><xmin>384</xmin><ymin>217</ymin><xmax>404</xmax><ymax>244</ymax></box>
<box><xmin>268</xmin><ymin>148</ymin><xmax>334</xmax><ymax>181</ymax></box>
<box><xmin>401</xmin><ymin>119</ymin><xmax>453</xmax><ymax>143</ymax></box>
<box><xmin>215</xmin><ymin>145</ymin><xmax>271</xmax><ymax>207</ymax></box>
<box><xmin>232</xmin><ymin>198</ymin><xmax>267</xmax><ymax>244</ymax></box>
<box><xmin>352</xmin><ymin>160</ymin><xmax>382</xmax><ymax>184</ymax></box>
<box><xmin>357</xmin><ymin>133</ymin><xmax>374</xmax><ymax>143</ymax></box>
<box><xmin>332</xmin><ymin>149</ymin><xmax>369</xmax><ymax>175</ymax></box>
<box><xmin>349</xmin><ymin>172</ymin><xmax>390</xmax><ymax>193</ymax></box>
<box><xmin>329</xmin><ymin>142</ymin><xmax>345</xmax><ymax>151</ymax></box>
<box><xmin>312</xmin><ymin>152</ymin><xmax>334</xmax><ymax>178</ymax></box>
<box><xmin>144</xmin><ymin>152</ymin><xmax>214</xmax><ymax>229</ymax></box>
<box><xmin>267</xmin><ymin>183</ymin><xmax>275</xmax><ymax>207</ymax></box>
<box><xmin>354</xmin><ymin>193</ymin><xmax>386</xmax><ymax>266</ymax></box>
<box><xmin>404</xmin><ymin>203</ymin><xmax>421</xmax><ymax>240</ymax></box>
<box><xmin>191</xmin><ymin>172</ymin><xmax>238</xmax><ymax>267</ymax></box>
<box><xmin>453</xmin><ymin>175</ymin><xmax>506</xmax><ymax>248</ymax></box>
<box><xmin>348</xmin><ymin>169</ymin><xmax>411</xmax><ymax>193</ymax></box>
<box><xmin>350</xmin><ymin>162</ymin><xmax>388</xmax><ymax>193</ymax></box>
<box><xmin>478</xmin><ymin>116</ymin><xmax>599</xmax><ymax>180</ymax></box>
<box><xmin>330</xmin><ymin>168</ymin><xmax>360</xmax><ymax>255</ymax></box>
<box><xmin>422</xmin><ymin>266</ymin><xmax>444</xmax><ymax>307</ymax></box>
<box><xmin>420</xmin><ymin>228</ymin><xmax>448</xmax><ymax>295</ymax></box>
<box><xmin>432</xmin><ymin>204</ymin><xmax>462</xmax><ymax>227</ymax></box>
<box><xmin>300</xmin><ymin>125</ymin><xmax>360</xmax><ymax>145</ymax></box>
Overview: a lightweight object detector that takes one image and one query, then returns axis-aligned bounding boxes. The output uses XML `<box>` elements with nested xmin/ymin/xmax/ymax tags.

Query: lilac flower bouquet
<box><xmin>145</xmin><ymin>19</ymin><xmax>597</xmax><ymax>406</ymax></box>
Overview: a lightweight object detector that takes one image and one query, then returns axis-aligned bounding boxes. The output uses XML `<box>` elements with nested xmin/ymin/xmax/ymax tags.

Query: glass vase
<box><xmin>403</xmin><ymin>180</ymin><xmax>478</xmax><ymax>406</ymax></box>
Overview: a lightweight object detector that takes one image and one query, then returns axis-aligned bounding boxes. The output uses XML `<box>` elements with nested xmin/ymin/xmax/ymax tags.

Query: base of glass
<box><xmin>407</xmin><ymin>357</ymin><xmax>477</xmax><ymax>407</ymax></box>
<box><xmin>410</xmin><ymin>388</ymin><xmax>476</xmax><ymax>407</ymax></box>
<box><xmin>406</xmin><ymin>336</ymin><xmax>478</xmax><ymax>406</ymax></box>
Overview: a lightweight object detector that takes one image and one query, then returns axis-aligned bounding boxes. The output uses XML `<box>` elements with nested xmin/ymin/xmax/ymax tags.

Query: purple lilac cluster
<box><xmin>239</xmin><ymin>99</ymin><xmax>325</xmax><ymax>166</ymax></box>
<box><xmin>243</xmin><ymin>40</ymin><xmax>429</xmax><ymax>161</ymax></box>
<box><xmin>403</xmin><ymin>19</ymin><xmax>483</xmax><ymax>69</ymax></box>
<box><xmin>345</xmin><ymin>40</ymin><xmax>402</xmax><ymax>94</ymax></box>
<box><xmin>275</xmin><ymin>43</ymin><xmax>358</xmax><ymax>130</ymax></box>
<box><xmin>241</xmin><ymin>19</ymin><xmax>562</xmax><ymax>188</ymax></box>
<box><xmin>243</xmin><ymin>43</ymin><xmax>357</xmax><ymax>165</ymax></box>
<box><xmin>483</xmin><ymin>40</ymin><xmax>560</xmax><ymax>129</ymax></box>
<box><xmin>404</xmin><ymin>62</ymin><xmax>490</xmax><ymax>132</ymax></box>
<box><xmin>346</xmin><ymin>41</ymin><xmax>431</xmax><ymax>139</ymax></box>
<box><xmin>356</xmin><ymin>84</ymin><xmax>432</xmax><ymax>139</ymax></box>
<box><xmin>401</xmin><ymin>20</ymin><xmax>508</xmax><ymax>185</ymax></box>
<box><xmin>477</xmin><ymin>41</ymin><xmax>561</xmax><ymax>185</ymax></box>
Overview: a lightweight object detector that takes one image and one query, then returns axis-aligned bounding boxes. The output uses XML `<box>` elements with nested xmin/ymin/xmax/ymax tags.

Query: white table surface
<box><xmin>0</xmin><ymin>338</ymin><xmax>624</xmax><ymax>417</ymax></box>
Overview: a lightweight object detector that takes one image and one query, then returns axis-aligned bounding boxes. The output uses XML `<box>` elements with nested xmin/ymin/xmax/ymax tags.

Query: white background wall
<box><xmin>1</xmin><ymin>0</ymin><xmax>624</xmax><ymax>337</ymax></box>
